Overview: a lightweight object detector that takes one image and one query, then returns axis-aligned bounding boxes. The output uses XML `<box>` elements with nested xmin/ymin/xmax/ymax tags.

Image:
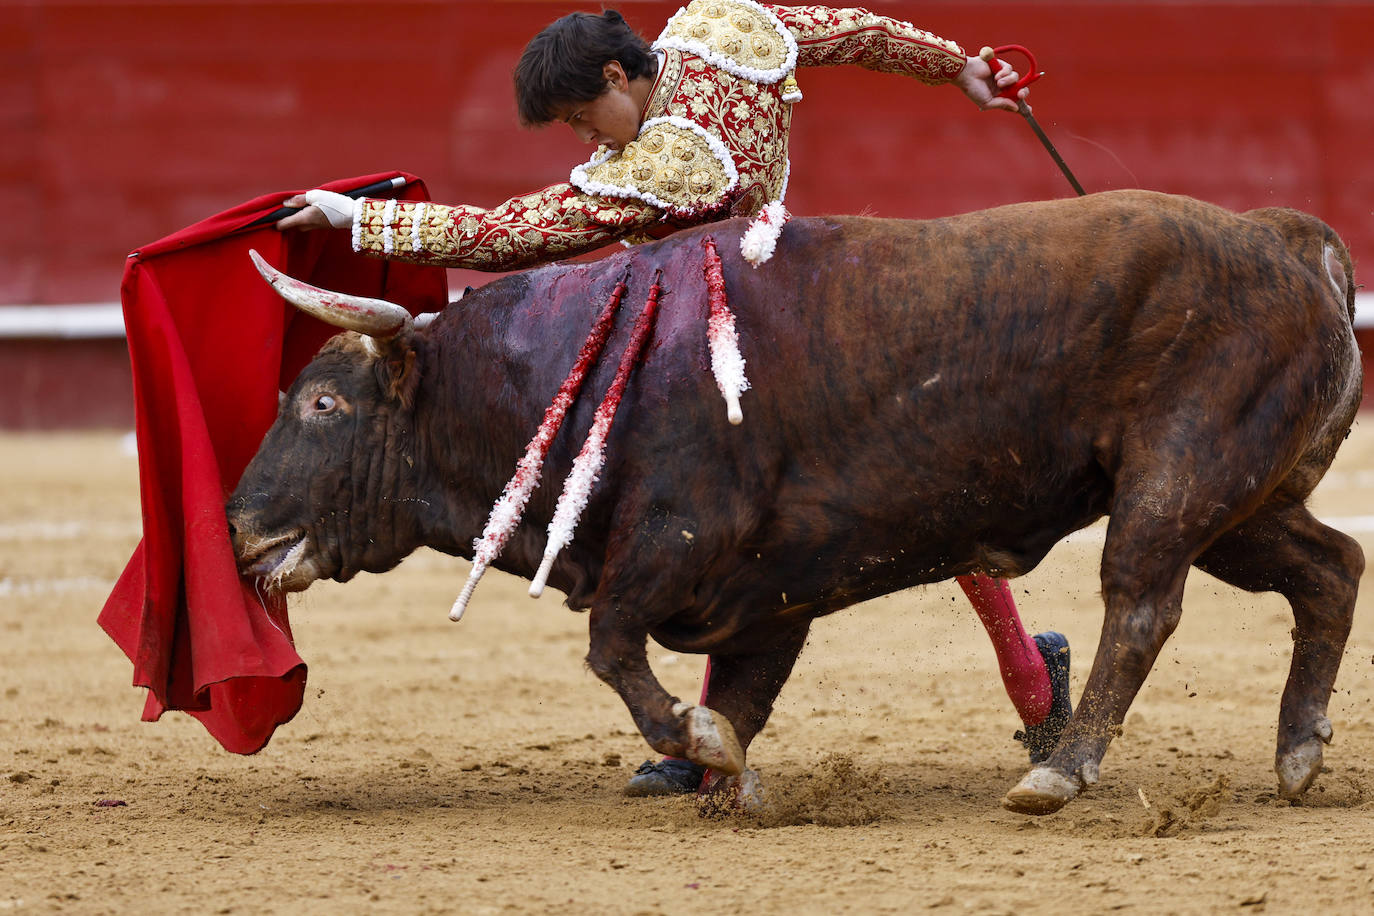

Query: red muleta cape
<box><xmin>98</xmin><ymin>172</ymin><xmax>448</xmax><ymax>753</ymax></box>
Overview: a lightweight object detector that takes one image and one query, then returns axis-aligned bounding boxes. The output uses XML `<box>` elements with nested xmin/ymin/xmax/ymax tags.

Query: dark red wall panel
<box><xmin>0</xmin><ymin>339</ymin><xmax>133</xmax><ymax>429</ymax></box>
<box><xmin>3</xmin><ymin>2</ymin><xmax>1371</xmax><ymax>428</ymax></box>
<box><xmin>6</xmin><ymin>1</ymin><xmax>1371</xmax><ymax>304</ymax></box>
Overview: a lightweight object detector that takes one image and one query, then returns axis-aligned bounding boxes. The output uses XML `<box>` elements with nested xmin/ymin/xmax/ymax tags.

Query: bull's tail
<box><xmin>1244</xmin><ymin>206</ymin><xmax>1357</xmax><ymax>324</ymax></box>
<box><xmin>1239</xmin><ymin>207</ymin><xmax>1362</xmax><ymax>505</ymax></box>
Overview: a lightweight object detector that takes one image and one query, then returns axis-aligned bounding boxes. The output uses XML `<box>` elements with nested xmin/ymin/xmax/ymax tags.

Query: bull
<box><xmin>226</xmin><ymin>189</ymin><xmax>1362</xmax><ymax>814</ymax></box>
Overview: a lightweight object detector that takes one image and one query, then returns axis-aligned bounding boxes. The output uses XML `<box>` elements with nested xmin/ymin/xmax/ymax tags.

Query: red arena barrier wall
<box><xmin>3</xmin><ymin>1</ymin><xmax>1373</xmax><ymax>427</ymax></box>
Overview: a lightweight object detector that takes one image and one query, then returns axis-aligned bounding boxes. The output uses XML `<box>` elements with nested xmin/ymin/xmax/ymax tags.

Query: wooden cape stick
<box><xmin>238</xmin><ymin>176</ymin><xmax>410</xmax><ymax>232</ymax></box>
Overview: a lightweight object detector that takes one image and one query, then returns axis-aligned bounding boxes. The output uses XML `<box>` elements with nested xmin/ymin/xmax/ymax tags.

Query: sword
<box><xmin>979</xmin><ymin>45</ymin><xmax>1087</xmax><ymax>197</ymax></box>
<box><xmin>237</xmin><ymin>175</ymin><xmax>410</xmax><ymax>232</ymax></box>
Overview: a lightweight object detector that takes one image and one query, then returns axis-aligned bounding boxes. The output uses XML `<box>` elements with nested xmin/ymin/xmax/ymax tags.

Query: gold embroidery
<box><xmin>660</xmin><ymin>0</ymin><xmax>790</xmax><ymax>73</ymax></box>
<box><xmin>688</xmin><ymin>169</ymin><xmax>716</xmax><ymax>195</ymax></box>
<box><xmin>781</xmin><ymin>5</ymin><xmax>965</xmax><ymax>85</ymax></box>
<box><xmin>358</xmin><ymin>4</ymin><xmax>966</xmax><ymax>270</ymax></box>
<box><xmin>577</xmin><ymin>120</ymin><xmax>733</xmax><ymax>212</ymax></box>
<box><xmin>659</xmin><ymin>167</ymin><xmax>685</xmax><ymax>195</ymax></box>
<box><xmin>355</xmin><ymin>187</ymin><xmax>660</xmax><ymax>271</ymax></box>
<box><xmin>658</xmin><ymin>57</ymin><xmax>790</xmax><ymax>214</ymax></box>
<box><xmin>645</xmin><ymin>47</ymin><xmax>686</xmax><ymax>118</ymax></box>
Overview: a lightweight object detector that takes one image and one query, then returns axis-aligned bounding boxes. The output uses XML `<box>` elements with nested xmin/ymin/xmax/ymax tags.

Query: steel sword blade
<box><xmin>980</xmin><ymin>45</ymin><xmax>1087</xmax><ymax>198</ymax></box>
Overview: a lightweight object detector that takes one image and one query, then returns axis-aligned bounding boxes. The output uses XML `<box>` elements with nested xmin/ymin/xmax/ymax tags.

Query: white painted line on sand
<box><xmin>0</xmin><ymin>521</ymin><xmax>142</xmax><ymax>541</ymax></box>
<box><xmin>1062</xmin><ymin>515</ymin><xmax>1374</xmax><ymax>546</ymax></box>
<box><xmin>0</xmin><ymin>576</ymin><xmax>112</xmax><ymax>598</ymax></box>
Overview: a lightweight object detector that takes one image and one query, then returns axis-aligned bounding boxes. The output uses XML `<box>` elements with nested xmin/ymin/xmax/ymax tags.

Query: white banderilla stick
<box><xmin>703</xmin><ymin>237</ymin><xmax>749</xmax><ymax>425</ymax></box>
<box><xmin>530</xmin><ymin>271</ymin><xmax>665</xmax><ymax>597</ymax></box>
<box><xmin>448</xmin><ymin>276</ymin><xmax>629</xmax><ymax>621</ymax></box>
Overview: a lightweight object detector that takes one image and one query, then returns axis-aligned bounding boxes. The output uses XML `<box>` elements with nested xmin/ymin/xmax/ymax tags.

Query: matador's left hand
<box><xmin>275</xmin><ymin>190</ymin><xmax>355</xmax><ymax>232</ymax></box>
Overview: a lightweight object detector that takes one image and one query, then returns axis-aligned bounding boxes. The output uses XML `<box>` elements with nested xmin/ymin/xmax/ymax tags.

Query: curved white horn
<box><xmin>249</xmin><ymin>249</ymin><xmax>412</xmax><ymax>337</ymax></box>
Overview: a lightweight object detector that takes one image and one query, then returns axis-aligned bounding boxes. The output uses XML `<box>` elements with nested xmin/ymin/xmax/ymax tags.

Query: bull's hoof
<box><xmin>1002</xmin><ymin>765</ymin><xmax>1082</xmax><ymax>815</ymax></box>
<box><xmin>673</xmin><ymin>702</ymin><xmax>745</xmax><ymax>776</ymax></box>
<box><xmin>698</xmin><ymin>767</ymin><xmax>766</xmax><ymax>816</ymax></box>
<box><xmin>1276</xmin><ymin>716</ymin><xmax>1333</xmax><ymax>800</ymax></box>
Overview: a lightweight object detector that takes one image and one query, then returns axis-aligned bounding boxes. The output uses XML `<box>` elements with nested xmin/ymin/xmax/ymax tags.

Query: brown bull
<box><xmin>227</xmin><ymin>189</ymin><xmax>1362</xmax><ymax>815</ymax></box>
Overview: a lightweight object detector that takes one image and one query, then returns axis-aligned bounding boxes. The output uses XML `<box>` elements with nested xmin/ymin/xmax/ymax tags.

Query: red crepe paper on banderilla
<box><xmin>98</xmin><ymin>172</ymin><xmax>448</xmax><ymax>754</ymax></box>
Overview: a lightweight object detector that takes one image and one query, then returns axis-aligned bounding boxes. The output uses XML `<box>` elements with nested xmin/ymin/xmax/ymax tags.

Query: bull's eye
<box><xmin>313</xmin><ymin>395</ymin><xmax>337</xmax><ymax>413</ymax></box>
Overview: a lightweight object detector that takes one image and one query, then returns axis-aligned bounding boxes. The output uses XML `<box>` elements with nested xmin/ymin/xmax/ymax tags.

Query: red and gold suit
<box><xmin>352</xmin><ymin>1</ymin><xmax>966</xmax><ymax>270</ymax></box>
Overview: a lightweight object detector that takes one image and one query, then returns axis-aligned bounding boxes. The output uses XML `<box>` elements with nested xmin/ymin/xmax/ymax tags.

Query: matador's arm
<box><xmin>351</xmin><ymin>182</ymin><xmax>663</xmax><ymax>271</ymax></box>
<box><xmin>773</xmin><ymin>5</ymin><xmax>966</xmax><ymax>84</ymax></box>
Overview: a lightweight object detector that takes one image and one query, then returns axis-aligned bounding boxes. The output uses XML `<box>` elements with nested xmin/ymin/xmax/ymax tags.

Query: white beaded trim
<box><xmin>381</xmin><ymin>199</ymin><xmax>397</xmax><ymax>255</ymax></box>
<box><xmin>570</xmin><ymin>146</ymin><xmax>617</xmax><ymax>188</ymax></box>
<box><xmin>653</xmin><ymin>0</ymin><xmax>798</xmax><ymax>84</ymax></box>
<box><xmin>411</xmin><ymin>201</ymin><xmax>427</xmax><ymax>253</ymax></box>
<box><xmin>569</xmin><ymin>116</ymin><xmax>739</xmax><ymax>214</ymax></box>
<box><xmin>349</xmin><ymin>197</ymin><xmax>364</xmax><ymax>252</ymax></box>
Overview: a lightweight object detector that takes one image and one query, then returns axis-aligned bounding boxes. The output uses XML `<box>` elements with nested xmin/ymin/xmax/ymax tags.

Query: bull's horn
<box><xmin>248</xmin><ymin>249</ymin><xmax>412</xmax><ymax>337</ymax></box>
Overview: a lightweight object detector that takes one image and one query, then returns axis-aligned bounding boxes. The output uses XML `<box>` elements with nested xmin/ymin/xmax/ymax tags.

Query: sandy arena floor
<box><xmin>3</xmin><ymin>425</ymin><xmax>1374</xmax><ymax>914</ymax></box>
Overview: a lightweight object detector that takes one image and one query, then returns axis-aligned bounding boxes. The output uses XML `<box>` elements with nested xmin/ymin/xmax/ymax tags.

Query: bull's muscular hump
<box><xmin>229</xmin><ymin>189</ymin><xmax>1362</xmax><ymax>815</ymax></box>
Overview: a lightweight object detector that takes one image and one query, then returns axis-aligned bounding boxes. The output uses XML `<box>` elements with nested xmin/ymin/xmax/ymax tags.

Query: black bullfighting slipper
<box><xmin>1014</xmin><ymin>631</ymin><xmax>1073</xmax><ymax>764</ymax></box>
<box><xmin>623</xmin><ymin>758</ymin><xmax>707</xmax><ymax>797</ymax></box>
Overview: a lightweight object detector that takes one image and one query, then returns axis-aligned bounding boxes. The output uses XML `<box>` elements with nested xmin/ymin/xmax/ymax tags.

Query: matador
<box><xmin>280</xmin><ymin>0</ymin><xmax>1074</xmax><ymax>798</ymax></box>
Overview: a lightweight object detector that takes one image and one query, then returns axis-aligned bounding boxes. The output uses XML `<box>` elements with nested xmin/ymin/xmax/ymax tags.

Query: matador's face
<box><xmin>550</xmin><ymin>61</ymin><xmax>645</xmax><ymax>152</ymax></box>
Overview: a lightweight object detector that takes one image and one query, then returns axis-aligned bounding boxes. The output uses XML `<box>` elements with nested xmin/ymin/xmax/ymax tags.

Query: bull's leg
<box><xmin>689</xmin><ymin>622</ymin><xmax>811</xmax><ymax>810</ymax></box>
<box><xmin>1003</xmin><ymin>532</ymin><xmax>1190</xmax><ymax>815</ymax></box>
<box><xmin>1192</xmin><ymin>502</ymin><xmax>1362</xmax><ymax>800</ymax></box>
<box><xmin>584</xmin><ymin>601</ymin><xmax>746</xmax><ymax>776</ymax></box>
<box><xmin>700</xmin><ymin>622</ymin><xmax>811</xmax><ymax>753</ymax></box>
<box><xmin>1003</xmin><ymin>447</ymin><xmax>1243</xmax><ymax>815</ymax></box>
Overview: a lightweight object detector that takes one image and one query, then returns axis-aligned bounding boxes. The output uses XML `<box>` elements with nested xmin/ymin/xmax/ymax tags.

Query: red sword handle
<box><xmin>979</xmin><ymin>44</ymin><xmax>1043</xmax><ymax>101</ymax></box>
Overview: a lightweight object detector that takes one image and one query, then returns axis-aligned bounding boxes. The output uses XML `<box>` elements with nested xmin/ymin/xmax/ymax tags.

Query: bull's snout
<box><xmin>224</xmin><ymin>492</ymin><xmax>315</xmax><ymax>590</ymax></box>
<box><xmin>224</xmin><ymin>493</ymin><xmax>264</xmax><ymax>558</ymax></box>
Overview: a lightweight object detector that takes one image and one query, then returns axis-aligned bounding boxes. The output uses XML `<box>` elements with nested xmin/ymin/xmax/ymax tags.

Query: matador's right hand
<box><xmin>955</xmin><ymin>54</ymin><xmax>1029</xmax><ymax>114</ymax></box>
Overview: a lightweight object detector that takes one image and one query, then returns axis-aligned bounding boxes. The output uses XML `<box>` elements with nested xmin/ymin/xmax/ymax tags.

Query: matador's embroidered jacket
<box><xmin>352</xmin><ymin>0</ymin><xmax>965</xmax><ymax>270</ymax></box>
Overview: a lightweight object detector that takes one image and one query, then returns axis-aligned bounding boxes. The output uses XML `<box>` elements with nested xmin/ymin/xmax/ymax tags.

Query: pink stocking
<box><xmin>957</xmin><ymin>574</ymin><xmax>1051</xmax><ymax>725</ymax></box>
<box><xmin>698</xmin><ymin>657</ymin><xmax>713</xmax><ymax>704</ymax></box>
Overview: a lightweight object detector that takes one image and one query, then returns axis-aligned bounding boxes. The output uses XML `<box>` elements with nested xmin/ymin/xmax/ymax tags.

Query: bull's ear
<box><xmin>371</xmin><ymin>336</ymin><xmax>420</xmax><ymax>408</ymax></box>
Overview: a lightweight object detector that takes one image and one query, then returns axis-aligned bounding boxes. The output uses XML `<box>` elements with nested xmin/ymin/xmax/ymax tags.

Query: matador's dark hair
<box><xmin>514</xmin><ymin>9</ymin><xmax>658</xmax><ymax>126</ymax></box>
